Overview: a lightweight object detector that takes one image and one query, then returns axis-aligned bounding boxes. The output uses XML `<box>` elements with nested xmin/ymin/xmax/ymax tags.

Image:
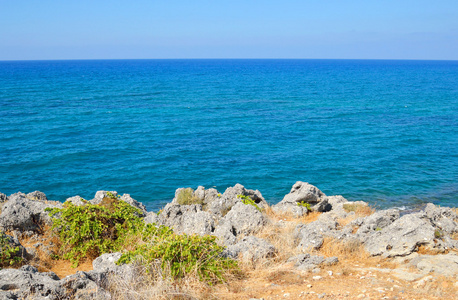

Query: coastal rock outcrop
<box><xmin>287</xmin><ymin>254</ymin><xmax>339</xmax><ymax>271</ymax></box>
<box><xmin>223</xmin><ymin>236</ymin><xmax>276</xmax><ymax>261</ymax></box>
<box><xmin>206</xmin><ymin>184</ymin><xmax>268</xmax><ymax>216</ymax></box>
<box><xmin>273</xmin><ymin>182</ymin><xmax>330</xmax><ymax>217</ymax></box>
<box><xmin>150</xmin><ymin>203</ymin><xmax>215</xmax><ymax>236</ymax></box>
<box><xmin>0</xmin><ymin>192</ymin><xmax>62</xmax><ymax>233</ymax></box>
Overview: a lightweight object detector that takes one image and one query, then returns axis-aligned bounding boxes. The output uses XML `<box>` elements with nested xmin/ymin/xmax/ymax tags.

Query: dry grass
<box><xmin>263</xmin><ymin>205</ymin><xmax>321</xmax><ymax>224</ymax></box>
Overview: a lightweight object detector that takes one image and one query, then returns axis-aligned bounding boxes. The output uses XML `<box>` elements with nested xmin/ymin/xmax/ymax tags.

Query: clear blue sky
<box><xmin>1</xmin><ymin>0</ymin><xmax>457</xmax><ymax>60</ymax></box>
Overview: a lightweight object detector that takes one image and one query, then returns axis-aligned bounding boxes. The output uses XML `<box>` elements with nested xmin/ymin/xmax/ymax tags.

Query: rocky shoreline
<box><xmin>1</xmin><ymin>182</ymin><xmax>458</xmax><ymax>299</ymax></box>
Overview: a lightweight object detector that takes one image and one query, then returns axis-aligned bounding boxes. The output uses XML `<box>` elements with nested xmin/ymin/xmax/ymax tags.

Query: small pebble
<box><xmin>328</xmin><ymin>271</ymin><xmax>333</xmax><ymax>276</ymax></box>
<box><xmin>313</xmin><ymin>276</ymin><xmax>322</xmax><ymax>280</ymax></box>
<box><xmin>307</xmin><ymin>284</ymin><xmax>312</xmax><ymax>288</ymax></box>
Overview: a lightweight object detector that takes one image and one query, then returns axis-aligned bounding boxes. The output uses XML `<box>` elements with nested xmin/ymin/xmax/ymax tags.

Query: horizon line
<box><xmin>1</xmin><ymin>58</ymin><xmax>457</xmax><ymax>62</ymax></box>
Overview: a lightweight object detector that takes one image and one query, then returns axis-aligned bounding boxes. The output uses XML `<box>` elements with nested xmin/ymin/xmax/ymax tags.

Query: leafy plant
<box><xmin>0</xmin><ymin>232</ymin><xmax>23</xmax><ymax>268</ymax></box>
<box><xmin>118</xmin><ymin>231</ymin><xmax>237</xmax><ymax>284</ymax></box>
<box><xmin>237</xmin><ymin>195</ymin><xmax>261</xmax><ymax>212</ymax></box>
<box><xmin>46</xmin><ymin>196</ymin><xmax>144</xmax><ymax>267</ymax></box>
<box><xmin>176</xmin><ymin>188</ymin><xmax>203</xmax><ymax>205</ymax></box>
<box><xmin>297</xmin><ymin>201</ymin><xmax>312</xmax><ymax>211</ymax></box>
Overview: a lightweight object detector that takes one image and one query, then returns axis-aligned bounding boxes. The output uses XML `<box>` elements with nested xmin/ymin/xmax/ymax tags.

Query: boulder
<box><xmin>423</xmin><ymin>203</ymin><xmax>458</xmax><ymax>235</ymax></box>
<box><xmin>152</xmin><ymin>203</ymin><xmax>214</xmax><ymax>235</ymax></box>
<box><xmin>273</xmin><ymin>182</ymin><xmax>330</xmax><ymax>216</ymax></box>
<box><xmin>213</xmin><ymin>222</ymin><xmax>237</xmax><ymax>246</ymax></box>
<box><xmin>364</xmin><ymin>213</ymin><xmax>438</xmax><ymax>257</ymax></box>
<box><xmin>26</xmin><ymin>191</ymin><xmax>48</xmax><ymax>201</ymax></box>
<box><xmin>65</xmin><ymin>196</ymin><xmax>87</xmax><ymax>206</ymax></box>
<box><xmin>294</xmin><ymin>217</ymin><xmax>338</xmax><ymax>252</ymax></box>
<box><xmin>0</xmin><ymin>194</ymin><xmax>62</xmax><ymax>233</ymax></box>
<box><xmin>409</xmin><ymin>253</ymin><xmax>458</xmax><ymax>277</ymax></box>
<box><xmin>223</xmin><ymin>236</ymin><xmax>276</xmax><ymax>261</ymax></box>
<box><xmin>222</xmin><ymin>202</ymin><xmax>267</xmax><ymax>236</ymax></box>
<box><xmin>0</xmin><ymin>266</ymin><xmax>111</xmax><ymax>300</ymax></box>
<box><xmin>355</xmin><ymin>209</ymin><xmax>400</xmax><ymax>236</ymax></box>
<box><xmin>90</xmin><ymin>190</ymin><xmax>119</xmax><ymax>205</ymax></box>
<box><xmin>206</xmin><ymin>184</ymin><xmax>268</xmax><ymax>216</ymax></box>
<box><xmin>120</xmin><ymin>194</ymin><xmax>147</xmax><ymax>216</ymax></box>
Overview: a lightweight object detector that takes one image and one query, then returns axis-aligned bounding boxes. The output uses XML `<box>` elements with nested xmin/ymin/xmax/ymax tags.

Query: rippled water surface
<box><xmin>1</xmin><ymin>59</ymin><xmax>457</xmax><ymax>210</ymax></box>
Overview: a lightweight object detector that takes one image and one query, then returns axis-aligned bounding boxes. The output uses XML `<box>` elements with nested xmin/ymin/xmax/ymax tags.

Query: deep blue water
<box><xmin>0</xmin><ymin>59</ymin><xmax>457</xmax><ymax>211</ymax></box>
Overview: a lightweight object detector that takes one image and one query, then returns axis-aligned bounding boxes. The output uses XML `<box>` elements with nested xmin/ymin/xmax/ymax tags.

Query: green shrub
<box><xmin>0</xmin><ymin>232</ymin><xmax>23</xmax><ymax>268</ymax></box>
<box><xmin>118</xmin><ymin>232</ymin><xmax>237</xmax><ymax>284</ymax></box>
<box><xmin>237</xmin><ymin>195</ymin><xmax>261</xmax><ymax>212</ymax></box>
<box><xmin>297</xmin><ymin>201</ymin><xmax>311</xmax><ymax>211</ymax></box>
<box><xmin>176</xmin><ymin>188</ymin><xmax>203</xmax><ymax>205</ymax></box>
<box><xmin>46</xmin><ymin>196</ymin><xmax>144</xmax><ymax>267</ymax></box>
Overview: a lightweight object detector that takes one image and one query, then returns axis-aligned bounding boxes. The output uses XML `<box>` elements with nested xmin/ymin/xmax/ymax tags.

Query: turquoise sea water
<box><xmin>0</xmin><ymin>59</ymin><xmax>457</xmax><ymax>210</ymax></box>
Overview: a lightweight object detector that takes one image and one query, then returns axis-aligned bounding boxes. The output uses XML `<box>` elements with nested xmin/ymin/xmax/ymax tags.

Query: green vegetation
<box><xmin>46</xmin><ymin>196</ymin><xmax>144</xmax><ymax>267</ymax></box>
<box><xmin>0</xmin><ymin>231</ymin><xmax>23</xmax><ymax>268</ymax></box>
<box><xmin>118</xmin><ymin>231</ymin><xmax>237</xmax><ymax>284</ymax></box>
<box><xmin>47</xmin><ymin>194</ymin><xmax>237</xmax><ymax>283</ymax></box>
<box><xmin>237</xmin><ymin>195</ymin><xmax>261</xmax><ymax>212</ymax></box>
<box><xmin>297</xmin><ymin>201</ymin><xmax>311</xmax><ymax>211</ymax></box>
<box><xmin>434</xmin><ymin>229</ymin><xmax>443</xmax><ymax>239</ymax></box>
<box><xmin>176</xmin><ymin>188</ymin><xmax>203</xmax><ymax>205</ymax></box>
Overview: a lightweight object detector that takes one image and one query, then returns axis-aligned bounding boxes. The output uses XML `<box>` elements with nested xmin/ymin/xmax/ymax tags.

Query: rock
<box><xmin>224</xmin><ymin>236</ymin><xmax>276</xmax><ymax>261</ymax></box>
<box><xmin>0</xmin><ymin>193</ymin><xmax>8</xmax><ymax>204</ymax></box>
<box><xmin>120</xmin><ymin>194</ymin><xmax>147</xmax><ymax>216</ymax></box>
<box><xmin>364</xmin><ymin>213</ymin><xmax>438</xmax><ymax>257</ymax></box>
<box><xmin>356</xmin><ymin>209</ymin><xmax>400</xmax><ymax>236</ymax></box>
<box><xmin>65</xmin><ymin>196</ymin><xmax>87</xmax><ymax>206</ymax></box>
<box><xmin>90</xmin><ymin>190</ymin><xmax>118</xmax><ymax>205</ymax></box>
<box><xmin>287</xmin><ymin>254</ymin><xmax>338</xmax><ymax>271</ymax></box>
<box><xmin>206</xmin><ymin>184</ymin><xmax>268</xmax><ymax>216</ymax></box>
<box><xmin>154</xmin><ymin>203</ymin><xmax>214</xmax><ymax>235</ymax></box>
<box><xmin>92</xmin><ymin>252</ymin><xmax>123</xmax><ymax>274</ymax></box>
<box><xmin>213</xmin><ymin>222</ymin><xmax>237</xmax><ymax>246</ymax></box>
<box><xmin>409</xmin><ymin>253</ymin><xmax>458</xmax><ymax>277</ymax></box>
<box><xmin>221</xmin><ymin>202</ymin><xmax>267</xmax><ymax>236</ymax></box>
<box><xmin>294</xmin><ymin>217</ymin><xmax>338</xmax><ymax>251</ymax></box>
<box><xmin>273</xmin><ymin>182</ymin><xmax>330</xmax><ymax>216</ymax></box>
<box><xmin>424</xmin><ymin>203</ymin><xmax>458</xmax><ymax>235</ymax></box>
<box><xmin>0</xmin><ymin>193</ymin><xmax>62</xmax><ymax>232</ymax></box>
<box><xmin>26</xmin><ymin>191</ymin><xmax>48</xmax><ymax>201</ymax></box>
<box><xmin>143</xmin><ymin>211</ymin><xmax>159</xmax><ymax>224</ymax></box>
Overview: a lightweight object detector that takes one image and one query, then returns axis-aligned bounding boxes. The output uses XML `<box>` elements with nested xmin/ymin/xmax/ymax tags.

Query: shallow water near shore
<box><xmin>0</xmin><ymin>59</ymin><xmax>457</xmax><ymax>211</ymax></box>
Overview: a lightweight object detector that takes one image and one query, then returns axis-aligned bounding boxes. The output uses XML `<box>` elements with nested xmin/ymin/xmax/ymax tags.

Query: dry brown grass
<box><xmin>263</xmin><ymin>205</ymin><xmax>321</xmax><ymax>224</ymax></box>
<box><xmin>107</xmin><ymin>261</ymin><xmax>215</xmax><ymax>300</ymax></box>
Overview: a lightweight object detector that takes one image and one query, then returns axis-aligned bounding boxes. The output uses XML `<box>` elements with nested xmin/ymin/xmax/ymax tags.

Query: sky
<box><xmin>0</xmin><ymin>0</ymin><xmax>457</xmax><ymax>60</ymax></box>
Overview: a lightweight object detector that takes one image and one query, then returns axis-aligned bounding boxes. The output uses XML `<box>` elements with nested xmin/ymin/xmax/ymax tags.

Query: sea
<box><xmin>0</xmin><ymin>59</ymin><xmax>457</xmax><ymax>211</ymax></box>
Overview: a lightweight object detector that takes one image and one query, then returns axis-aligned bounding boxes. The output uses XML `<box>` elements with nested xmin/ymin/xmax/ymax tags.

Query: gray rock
<box><xmin>0</xmin><ymin>266</ymin><xmax>111</xmax><ymax>300</ymax></box>
<box><xmin>0</xmin><ymin>194</ymin><xmax>62</xmax><ymax>232</ymax></box>
<box><xmin>65</xmin><ymin>195</ymin><xmax>87</xmax><ymax>206</ymax></box>
<box><xmin>92</xmin><ymin>252</ymin><xmax>123</xmax><ymax>274</ymax></box>
<box><xmin>26</xmin><ymin>191</ymin><xmax>47</xmax><ymax>201</ymax></box>
<box><xmin>424</xmin><ymin>203</ymin><xmax>458</xmax><ymax>235</ymax></box>
<box><xmin>90</xmin><ymin>190</ymin><xmax>118</xmax><ymax>205</ymax></box>
<box><xmin>0</xmin><ymin>193</ymin><xmax>8</xmax><ymax>204</ymax></box>
<box><xmin>213</xmin><ymin>221</ymin><xmax>237</xmax><ymax>246</ymax></box>
<box><xmin>120</xmin><ymin>194</ymin><xmax>147</xmax><ymax>216</ymax></box>
<box><xmin>224</xmin><ymin>236</ymin><xmax>276</xmax><ymax>261</ymax></box>
<box><xmin>287</xmin><ymin>254</ymin><xmax>338</xmax><ymax>271</ymax></box>
<box><xmin>273</xmin><ymin>182</ymin><xmax>330</xmax><ymax>216</ymax></box>
<box><xmin>221</xmin><ymin>202</ymin><xmax>267</xmax><ymax>236</ymax></box>
<box><xmin>294</xmin><ymin>217</ymin><xmax>338</xmax><ymax>252</ymax></box>
<box><xmin>143</xmin><ymin>211</ymin><xmax>159</xmax><ymax>224</ymax></box>
<box><xmin>155</xmin><ymin>203</ymin><xmax>214</xmax><ymax>235</ymax></box>
<box><xmin>409</xmin><ymin>253</ymin><xmax>458</xmax><ymax>277</ymax></box>
<box><xmin>364</xmin><ymin>213</ymin><xmax>438</xmax><ymax>257</ymax></box>
<box><xmin>356</xmin><ymin>209</ymin><xmax>400</xmax><ymax>236</ymax></box>
<box><xmin>206</xmin><ymin>184</ymin><xmax>268</xmax><ymax>216</ymax></box>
